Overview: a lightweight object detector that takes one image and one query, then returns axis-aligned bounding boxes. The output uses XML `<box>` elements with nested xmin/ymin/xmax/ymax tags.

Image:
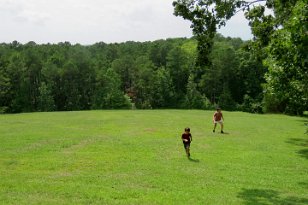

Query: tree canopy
<box><xmin>173</xmin><ymin>0</ymin><xmax>307</xmax><ymax>115</ymax></box>
<box><xmin>0</xmin><ymin>36</ymin><xmax>266</xmax><ymax>113</ymax></box>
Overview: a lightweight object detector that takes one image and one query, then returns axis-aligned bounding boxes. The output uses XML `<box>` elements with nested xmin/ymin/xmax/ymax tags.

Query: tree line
<box><xmin>1</xmin><ymin>27</ymin><xmax>307</xmax><ymax>115</ymax></box>
<box><xmin>0</xmin><ymin>35</ymin><xmax>269</xmax><ymax>113</ymax></box>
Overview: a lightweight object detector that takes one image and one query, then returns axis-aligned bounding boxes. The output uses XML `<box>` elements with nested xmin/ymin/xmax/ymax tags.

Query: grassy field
<box><xmin>0</xmin><ymin>110</ymin><xmax>307</xmax><ymax>205</ymax></box>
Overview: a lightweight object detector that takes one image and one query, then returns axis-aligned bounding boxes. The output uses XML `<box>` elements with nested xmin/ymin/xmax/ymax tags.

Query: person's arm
<box><xmin>190</xmin><ymin>134</ymin><xmax>192</xmax><ymax>142</ymax></box>
<box><xmin>181</xmin><ymin>134</ymin><xmax>186</xmax><ymax>142</ymax></box>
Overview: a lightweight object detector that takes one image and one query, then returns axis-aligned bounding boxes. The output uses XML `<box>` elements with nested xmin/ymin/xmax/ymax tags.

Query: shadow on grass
<box><xmin>286</xmin><ymin>138</ymin><xmax>308</xmax><ymax>147</ymax></box>
<box><xmin>298</xmin><ymin>149</ymin><xmax>308</xmax><ymax>159</ymax></box>
<box><xmin>237</xmin><ymin>188</ymin><xmax>308</xmax><ymax>205</ymax></box>
<box><xmin>286</xmin><ymin>138</ymin><xmax>308</xmax><ymax>160</ymax></box>
<box><xmin>296</xmin><ymin>119</ymin><xmax>308</xmax><ymax>123</ymax></box>
<box><xmin>212</xmin><ymin>132</ymin><xmax>230</xmax><ymax>135</ymax></box>
<box><xmin>188</xmin><ymin>157</ymin><xmax>200</xmax><ymax>163</ymax></box>
<box><xmin>299</xmin><ymin>181</ymin><xmax>308</xmax><ymax>189</ymax></box>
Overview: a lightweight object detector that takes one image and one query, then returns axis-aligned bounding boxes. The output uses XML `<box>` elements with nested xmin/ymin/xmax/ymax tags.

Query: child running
<box><xmin>181</xmin><ymin>127</ymin><xmax>192</xmax><ymax>157</ymax></box>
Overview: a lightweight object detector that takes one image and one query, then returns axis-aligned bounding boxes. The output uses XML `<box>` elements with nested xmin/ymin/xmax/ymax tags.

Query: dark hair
<box><xmin>185</xmin><ymin>127</ymin><xmax>190</xmax><ymax>132</ymax></box>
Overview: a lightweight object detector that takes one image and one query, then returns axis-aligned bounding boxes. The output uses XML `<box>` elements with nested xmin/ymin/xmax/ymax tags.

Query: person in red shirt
<box><xmin>213</xmin><ymin>108</ymin><xmax>224</xmax><ymax>133</ymax></box>
<box><xmin>181</xmin><ymin>127</ymin><xmax>192</xmax><ymax>157</ymax></box>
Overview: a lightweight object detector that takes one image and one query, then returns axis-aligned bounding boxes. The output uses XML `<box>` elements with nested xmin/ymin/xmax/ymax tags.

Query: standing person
<box><xmin>213</xmin><ymin>108</ymin><xmax>224</xmax><ymax>133</ymax></box>
<box><xmin>181</xmin><ymin>127</ymin><xmax>192</xmax><ymax>157</ymax></box>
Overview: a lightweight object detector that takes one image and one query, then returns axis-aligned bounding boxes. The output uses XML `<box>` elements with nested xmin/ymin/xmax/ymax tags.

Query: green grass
<box><xmin>0</xmin><ymin>110</ymin><xmax>307</xmax><ymax>204</ymax></box>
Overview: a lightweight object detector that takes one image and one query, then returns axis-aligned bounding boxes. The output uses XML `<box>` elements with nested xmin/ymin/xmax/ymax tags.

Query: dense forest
<box><xmin>0</xmin><ymin>35</ymin><xmax>268</xmax><ymax>113</ymax></box>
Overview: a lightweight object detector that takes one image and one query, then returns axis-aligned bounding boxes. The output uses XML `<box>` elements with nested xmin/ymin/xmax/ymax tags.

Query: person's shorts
<box><xmin>183</xmin><ymin>142</ymin><xmax>190</xmax><ymax>149</ymax></box>
<box><xmin>214</xmin><ymin>120</ymin><xmax>223</xmax><ymax>124</ymax></box>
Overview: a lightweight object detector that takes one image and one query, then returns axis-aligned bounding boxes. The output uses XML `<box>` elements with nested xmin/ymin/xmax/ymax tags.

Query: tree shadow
<box><xmin>237</xmin><ymin>188</ymin><xmax>308</xmax><ymax>205</ymax></box>
<box><xmin>298</xmin><ymin>149</ymin><xmax>308</xmax><ymax>159</ymax></box>
<box><xmin>296</xmin><ymin>119</ymin><xmax>308</xmax><ymax>123</ymax></box>
<box><xmin>298</xmin><ymin>181</ymin><xmax>308</xmax><ymax>189</ymax></box>
<box><xmin>188</xmin><ymin>157</ymin><xmax>200</xmax><ymax>163</ymax></box>
<box><xmin>286</xmin><ymin>138</ymin><xmax>308</xmax><ymax>160</ymax></box>
<box><xmin>286</xmin><ymin>138</ymin><xmax>308</xmax><ymax>147</ymax></box>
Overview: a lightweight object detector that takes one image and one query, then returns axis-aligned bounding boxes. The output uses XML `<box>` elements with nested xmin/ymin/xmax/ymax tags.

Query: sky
<box><xmin>0</xmin><ymin>0</ymin><xmax>253</xmax><ymax>45</ymax></box>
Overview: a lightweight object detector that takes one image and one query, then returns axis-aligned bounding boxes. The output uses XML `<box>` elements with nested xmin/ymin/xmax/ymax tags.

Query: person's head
<box><xmin>216</xmin><ymin>107</ymin><xmax>221</xmax><ymax>112</ymax></box>
<box><xmin>185</xmin><ymin>127</ymin><xmax>190</xmax><ymax>133</ymax></box>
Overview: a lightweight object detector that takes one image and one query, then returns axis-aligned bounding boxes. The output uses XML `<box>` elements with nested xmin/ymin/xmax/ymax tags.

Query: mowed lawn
<box><xmin>0</xmin><ymin>110</ymin><xmax>307</xmax><ymax>205</ymax></box>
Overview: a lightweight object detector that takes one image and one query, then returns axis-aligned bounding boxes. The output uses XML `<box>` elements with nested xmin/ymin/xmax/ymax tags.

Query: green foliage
<box><xmin>217</xmin><ymin>87</ymin><xmax>236</xmax><ymax>111</ymax></box>
<box><xmin>173</xmin><ymin>1</ymin><xmax>210</xmax><ymax>66</ymax></box>
<box><xmin>262</xmin><ymin>0</ymin><xmax>307</xmax><ymax>115</ymax></box>
<box><xmin>243</xmin><ymin>0</ymin><xmax>308</xmax><ymax>115</ymax></box>
<box><xmin>262</xmin><ymin>87</ymin><xmax>285</xmax><ymax>113</ymax></box>
<box><xmin>172</xmin><ymin>0</ymin><xmax>246</xmax><ymax>67</ymax></box>
<box><xmin>0</xmin><ymin>36</ymin><xmax>261</xmax><ymax>113</ymax></box>
<box><xmin>242</xmin><ymin>94</ymin><xmax>263</xmax><ymax>113</ymax></box>
<box><xmin>149</xmin><ymin>40</ymin><xmax>171</xmax><ymax>67</ymax></box>
<box><xmin>111</xmin><ymin>56</ymin><xmax>136</xmax><ymax>91</ymax></box>
<box><xmin>184</xmin><ymin>74</ymin><xmax>209</xmax><ymax>109</ymax></box>
<box><xmin>173</xmin><ymin>0</ymin><xmax>307</xmax><ymax>115</ymax></box>
<box><xmin>151</xmin><ymin>68</ymin><xmax>176</xmax><ymax>108</ymax></box>
<box><xmin>93</xmin><ymin>68</ymin><xmax>132</xmax><ymax>109</ymax></box>
<box><xmin>38</xmin><ymin>82</ymin><xmax>55</xmax><ymax>112</ymax></box>
<box><xmin>0</xmin><ymin>69</ymin><xmax>11</xmax><ymax>112</ymax></box>
<box><xmin>166</xmin><ymin>46</ymin><xmax>191</xmax><ymax>95</ymax></box>
<box><xmin>236</xmin><ymin>46</ymin><xmax>266</xmax><ymax>101</ymax></box>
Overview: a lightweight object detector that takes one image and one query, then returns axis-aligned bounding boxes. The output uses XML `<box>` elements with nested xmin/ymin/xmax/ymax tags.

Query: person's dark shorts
<box><xmin>183</xmin><ymin>142</ymin><xmax>190</xmax><ymax>149</ymax></box>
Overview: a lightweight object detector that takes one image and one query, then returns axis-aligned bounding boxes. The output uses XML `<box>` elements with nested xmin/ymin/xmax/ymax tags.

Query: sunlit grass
<box><xmin>0</xmin><ymin>110</ymin><xmax>307</xmax><ymax>204</ymax></box>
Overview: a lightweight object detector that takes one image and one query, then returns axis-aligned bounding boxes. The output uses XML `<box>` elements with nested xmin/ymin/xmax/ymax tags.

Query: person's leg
<box><xmin>220</xmin><ymin>122</ymin><xmax>224</xmax><ymax>133</ymax></box>
<box><xmin>213</xmin><ymin>123</ymin><xmax>217</xmax><ymax>132</ymax></box>
<box><xmin>185</xmin><ymin>143</ymin><xmax>190</xmax><ymax>157</ymax></box>
<box><xmin>184</xmin><ymin>143</ymin><xmax>188</xmax><ymax>156</ymax></box>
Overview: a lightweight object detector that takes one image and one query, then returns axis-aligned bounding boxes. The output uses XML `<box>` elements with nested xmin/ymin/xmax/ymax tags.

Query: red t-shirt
<box><xmin>214</xmin><ymin>112</ymin><xmax>223</xmax><ymax>121</ymax></box>
<box><xmin>182</xmin><ymin>133</ymin><xmax>192</xmax><ymax>143</ymax></box>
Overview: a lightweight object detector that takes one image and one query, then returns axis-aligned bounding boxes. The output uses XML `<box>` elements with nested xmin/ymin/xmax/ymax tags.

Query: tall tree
<box><xmin>38</xmin><ymin>82</ymin><xmax>55</xmax><ymax>112</ymax></box>
<box><xmin>133</xmin><ymin>56</ymin><xmax>156</xmax><ymax>108</ymax></box>
<box><xmin>166</xmin><ymin>46</ymin><xmax>191</xmax><ymax>97</ymax></box>
<box><xmin>151</xmin><ymin>67</ymin><xmax>176</xmax><ymax>108</ymax></box>
<box><xmin>0</xmin><ymin>69</ymin><xmax>10</xmax><ymax>112</ymax></box>
<box><xmin>200</xmin><ymin>41</ymin><xmax>239</xmax><ymax>105</ymax></box>
<box><xmin>111</xmin><ymin>56</ymin><xmax>136</xmax><ymax>92</ymax></box>
<box><xmin>185</xmin><ymin>74</ymin><xmax>210</xmax><ymax>109</ymax></box>
<box><xmin>173</xmin><ymin>0</ymin><xmax>244</xmax><ymax>67</ymax></box>
<box><xmin>6</xmin><ymin>52</ymin><xmax>27</xmax><ymax>112</ymax></box>
<box><xmin>260</xmin><ymin>1</ymin><xmax>308</xmax><ymax>114</ymax></box>
<box><xmin>173</xmin><ymin>0</ymin><xmax>307</xmax><ymax>115</ymax></box>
